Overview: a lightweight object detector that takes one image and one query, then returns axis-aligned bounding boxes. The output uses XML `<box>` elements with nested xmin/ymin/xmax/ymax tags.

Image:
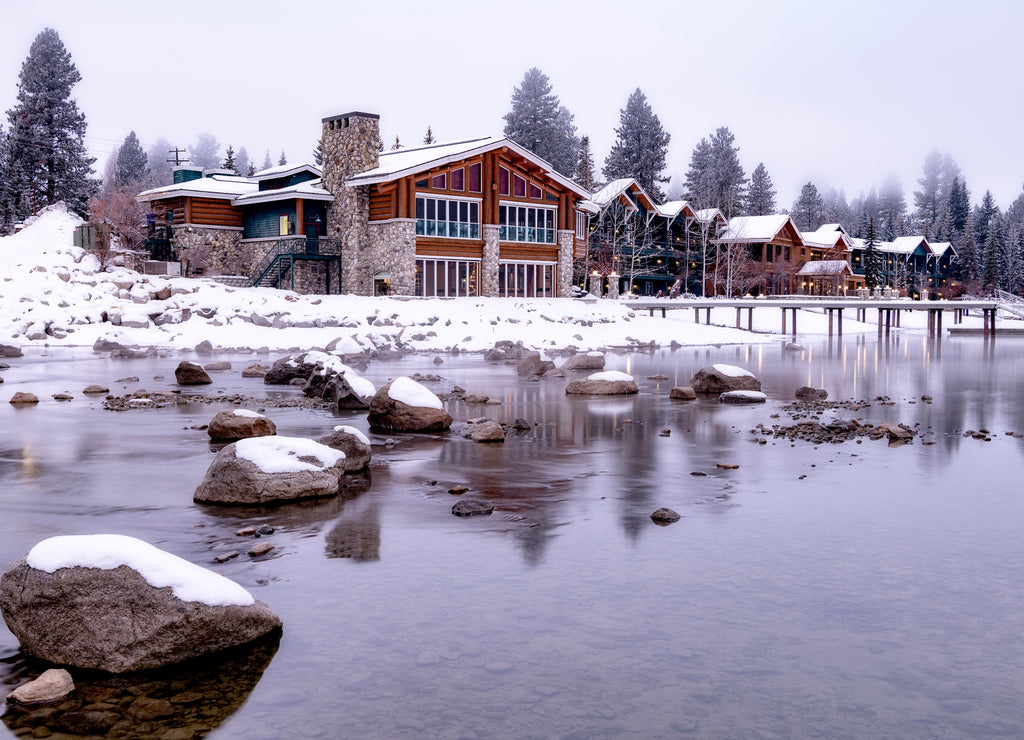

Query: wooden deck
<box><xmin>628</xmin><ymin>298</ymin><xmax>1001</xmax><ymax>338</ymax></box>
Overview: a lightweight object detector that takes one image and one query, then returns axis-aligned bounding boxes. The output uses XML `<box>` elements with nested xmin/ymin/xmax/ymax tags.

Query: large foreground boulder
<box><xmin>565</xmin><ymin>371</ymin><xmax>639</xmax><ymax>396</ymax></box>
<box><xmin>207</xmin><ymin>409</ymin><xmax>277</xmax><ymax>442</ymax></box>
<box><xmin>367</xmin><ymin>377</ymin><xmax>452</xmax><ymax>432</ymax></box>
<box><xmin>0</xmin><ymin>535</ymin><xmax>281</xmax><ymax>673</ymax></box>
<box><xmin>689</xmin><ymin>364</ymin><xmax>761</xmax><ymax>394</ymax></box>
<box><xmin>194</xmin><ymin>436</ymin><xmax>348</xmax><ymax>504</ymax></box>
<box><xmin>316</xmin><ymin>425</ymin><xmax>372</xmax><ymax>471</ymax></box>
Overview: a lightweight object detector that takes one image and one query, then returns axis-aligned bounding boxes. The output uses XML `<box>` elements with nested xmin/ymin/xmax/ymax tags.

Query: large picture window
<box><xmin>499</xmin><ymin>203</ymin><xmax>556</xmax><ymax>244</ymax></box>
<box><xmin>497</xmin><ymin>261</ymin><xmax>557</xmax><ymax>297</ymax></box>
<box><xmin>415</xmin><ymin>259</ymin><xmax>479</xmax><ymax>297</ymax></box>
<box><xmin>415</xmin><ymin>195</ymin><xmax>480</xmax><ymax>239</ymax></box>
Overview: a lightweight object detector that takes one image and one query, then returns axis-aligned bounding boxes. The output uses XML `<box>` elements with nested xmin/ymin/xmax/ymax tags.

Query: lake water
<box><xmin>1</xmin><ymin>332</ymin><xmax>1023</xmax><ymax>738</ymax></box>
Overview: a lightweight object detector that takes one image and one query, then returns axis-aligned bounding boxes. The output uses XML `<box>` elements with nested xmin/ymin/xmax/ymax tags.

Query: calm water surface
<box><xmin>0</xmin><ymin>333</ymin><xmax>1023</xmax><ymax>738</ymax></box>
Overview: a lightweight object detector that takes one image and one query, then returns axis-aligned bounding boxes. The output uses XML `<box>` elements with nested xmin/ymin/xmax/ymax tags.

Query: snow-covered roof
<box><xmin>233</xmin><ymin>178</ymin><xmax>334</xmax><ymax>205</ymax></box>
<box><xmin>577</xmin><ymin>199</ymin><xmax>600</xmax><ymax>215</ymax></box>
<box><xmin>797</xmin><ymin>260</ymin><xmax>851</xmax><ymax>276</ymax></box>
<box><xmin>819</xmin><ymin>223</ymin><xmax>847</xmax><ymax>234</ymax></box>
<box><xmin>930</xmin><ymin>241</ymin><xmax>955</xmax><ymax>257</ymax></box>
<box><xmin>346</xmin><ymin>136</ymin><xmax>590</xmax><ymax>199</ymax></box>
<box><xmin>590</xmin><ymin>178</ymin><xmax>637</xmax><ymax>207</ymax></box>
<box><xmin>252</xmin><ymin>162</ymin><xmax>322</xmax><ymax>181</ymax></box>
<box><xmin>802</xmin><ymin>227</ymin><xmax>852</xmax><ymax>250</ymax></box>
<box><xmin>136</xmin><ymin>175</ymin><xmax>258</xmax><ymax>202</ymax></box>
<box><xmin>695</xmin><ymin>208</ymin><xmax>726</xmax><ymax>225</ymax></box>
<box><xmin>719</xmin><ymin>214</ymin><xmax>800</xmax><ymax>242</ymax></box>
<box><xmin>658</xmin><ymin>200</ymin><xmax>696</xmax><ymax>219</ymax></box>
<box><xmin>889</xmin><ymin>236</ymin><xmax>931</xmax><ymax>254</ymax></box>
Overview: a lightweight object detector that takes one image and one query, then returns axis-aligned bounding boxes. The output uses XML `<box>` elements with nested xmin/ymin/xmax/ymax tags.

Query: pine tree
<box><xmin>791</xmin><ymin>182</ymin><xmax>825</xmax><ymax>231</ymax></box>
<box><xmin>4</xmin><ymin>28</ymin><xmax>97</xmax><ymax>220</ymax></box>
<box><xmin>982</xmin><ymin>212</ymin><xmax>1003</xmax><ymax>290</ymax></box>
<box><xmin>262</xmin><ymin>150</ymin><xmax>272</xmax><ymax>170</ymax></box>
<box><xmin>190</xmin><ymin>132</ymin><xmax>220</xmax><ymax>170</ymax></box>
<box><xmin>913</xmin><ymin>150</ymin><xmax>943</xmax><ymax>233</ymax></box>
<box><xmin>423</xmin><ymin>126</ymin><xmax>435</xmax><ymax>145</ymax></box>
<box><xmin>948</xmin><ymin>176</ymin><xmax>970</xmax><ymax>234</ymax></box>
<box><xmin>745</xmin><ymin>162</ymin><xmax>776</xmax><ymax>215</ymax></box>
<box><xmin>145</xmin><ymin>138</ymin><xmax>174</xmax><ymax>188</ymax></box>
<box><xmin>114</xmin><ymin>131</ymin><xmax>147</xmax><ymax>186</ymax></box>
<box><xmin>502</xmin><ymin>68</ymin><xmax>579</xmax><ymax>176</ymax></box>
<box><xmin>235</xmin><ymin>147</ymin><xmax>251</xmax><ymax>178</ymax></box>
<box><xmin>863</xmin><ymin>216</ymin><xmax>884</xmax><ymax>288</ymax></box>
<box><xmin>574</xmin><ymin>135</ymin><xmax>596</xmax><ymax>191</ymax></box>
<box><xmin>278</xmin><ymin>150</ymin><xmax>287</xmax><ymax>166</ymax></box>
<box><xmin>391</xmin><ymin>135</ymin><xmax>402</xmax><ymax>150</ymax></box>
<box><xmin>603</xmin><ymin>88</ymin><xmax>670</xmax><ymax>202</ymax></box>
<box><xmin>312</xmin><ymin>140</ymin><xmax>322</xmax><ymax>166</ymax></box>
<box><xmin>974</xmin><ymin>190</ymin><xmax>999</xmax><ymax>252</ymax></box>
<box><xmin>823</xmin><ymin>188</ymin><xmax>851</xmax><ymax>227</ymax></box>
<box><xmin>957</xmin><ymin>214</ymin><xmax>979</xmax><ymax>285</ymax></box>
<box><xmin>878</xmin><ymin>174</ymin><xmax>907</xmax><ymax>240</ymax></box>
<box><xmin>222</xmin><ymin>145</ymin><xmax>236</xmax><ymax>173</ymax></box>
<box><xmin>683</xmin><ymin>127</ymin><xmax>746</xmax><ymax>216</ymax></box>
<box><xmin>0</xmin><ymin>125</ymin><xmax>10</xmax><ymax>231</ymax></box>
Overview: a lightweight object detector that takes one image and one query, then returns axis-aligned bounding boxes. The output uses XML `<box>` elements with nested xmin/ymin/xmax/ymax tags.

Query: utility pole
<box><xmin>167</xmin><ymin>148</ymin><xmax>189</xmax><ymax>166</ymax></box>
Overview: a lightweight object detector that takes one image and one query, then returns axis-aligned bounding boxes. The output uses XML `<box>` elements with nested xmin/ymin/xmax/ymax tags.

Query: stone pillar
<box><xmin>321</xmin><ymin>112</ymin><xmax>380</xmax><ymax>295</ymax></box>
<box><xmin>482</xmin><ymin>224</ymin><xmax>500</xmax><ymax>297</ymax></box>
<box><xmin>588</xmin><ymin>272</ymin><xmax>604</xmax><ymax>298</ymax></box>
<box><xmin>607</xmin><ymin>273</ymin><xmax>620</xmax><ymax>299</ymax></box>
<box><xmin>557</xmin><ymin>229</ymin><xmax>574</xmax><ymax>298</ymax></box>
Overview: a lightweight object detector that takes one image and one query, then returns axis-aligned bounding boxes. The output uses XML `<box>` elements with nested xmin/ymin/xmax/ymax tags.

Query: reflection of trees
<box><xmin>325</xmin><ymin>499</ymin><xmax>381</xmax><ymax>561</ymax></box>
<box><xmin>2</xmin><ymin>630</ymin><xmax>280</xmax><ymax>738</ymax></box>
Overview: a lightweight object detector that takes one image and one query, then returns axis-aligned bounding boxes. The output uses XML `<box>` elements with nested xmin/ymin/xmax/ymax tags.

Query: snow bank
<box><xmin>26</xmin><ymin>534</ymin><xmax>254</xmax><ymax>607</ymax></box>
<box><xmin>388</xmin><ymin>376</ymin><xmax>443</xmax><ymax>409</ymax></box>
<box><xmin>234</xmin><ymin>436</ymin><xmax>345</xmax><ymax>473</ymax></box>
<box><xmin>713</xmin><ymin>363</ymin><xmax>756</xmax><ymax>378</ymax></box>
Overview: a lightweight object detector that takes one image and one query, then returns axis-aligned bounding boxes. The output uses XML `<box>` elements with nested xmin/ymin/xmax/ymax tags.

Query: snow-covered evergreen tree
<box><xmin>745</xmin><ymin>162</ymin><xmax>776</xmax><ymax>215</ymax></box>
<box><xmin>262</xmin><ymin>150</ymin><xmax>273</xmax><ymax>171</ymax></box>
<box><xmin>947</xmin><ymin>175</ymin><xmax>970</xmax><ymax>235</ymax></box>
<box><xmin>391</xmin><ymin>135</ymin><xmax>402</xmax><ymax>150</ymax></box>
<box><xmin>312</xmin><ymin>140</ymin><xmax>322</xmax><ymax>166</ymax></box>
<box><xmin>222</xmin><ymin>145</ymin><xmax>236</xmax><ymax>173</ymax></box>
<box><xmin>145</xmin><ymin>138</ymin><xmax>174</xmax><ymax>188</ymax></box>
<box><xmin>603</xmin><ymin>88</ymin><xmax>670</xmax><ymax>202</ymax></box>
<box><xmin>115</xmin><ymin>132</ymin><xmax>147</xmax><ymax>186</ymax></box>
<box><xmin>863</xmin><ymin>216</ymin><xmax>884</xmax><ymax>288</ymax></box>
<box><xmin>278</xmin><ymin>150</ymin><xmax>287</xmax><ymax>166</ymax></box>
<box><xmin>913</xmin><ymin>150</ymin><xmax>943</xmax><ymax>233</ymax></box>
<box><xmin>575</xmin><ymin>135</ymin><xmax>596</xmax><ymax>191</ymax></box>
<box><xmin>3</xmin><ymin>28</ymin><xmax>97</xmax><ymax>221</ymax></box>
<box><xmin>878</xmin><ymin>174</ymin><xmax>907</xmax><ymax>240</ymax></box>
<box><xmin>973</xmin><ymin>190</ymin><xmax>999</xmax><ymax>253</ymax></box>
<box><xmin>791</xmin><ymin>182</ymin><xmax>825</xmax><ymax>231</ymax></box>
<box><xmin>683</xmin><ymin>127</ymin><xmax>746</xmax><ymax>217</ymax></box>
<box><xmin>823</xmin><ymin>188</ymin><xmax>851</xmax><ymax>227</ymax></box>
<box><xmin>423</xmin><ymin>126</ymin><xmax>435</xmax><ymax>145</ymax></box>
<box><xmin>0</xmin><ymin>125</ymin><xmax>10</xmax><ymax>232</ymax></box>
<box><xmin>235</xmin><ymin>147</ymin><xmax>251</xmax><ymax>177</ymax></box>
<box><xmin>982</xmin><ymin>212</ymin><xmax>1004</xmax><ymax>290</ymax></box>
<box><xmin>956</xmin><ymin>214</ymin><xmax>979</xmax><ymax>286</ymax></box>
<box><xmin>190</xmin><ymin>133</ymin><xmax>220</xmax><ymax>170</ymax></box>
<box><xmin>503</xmin><ymin>68</ymin><xmax>579</xmax><ymax>177</ymax></box>
<box><xmin>1001</xmin><ymin>225</ymin><xmax>1024</xmax><ymax>294</ymax></box>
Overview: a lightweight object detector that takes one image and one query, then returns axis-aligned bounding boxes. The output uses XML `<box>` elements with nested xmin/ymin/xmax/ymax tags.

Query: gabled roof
<box><xmin>136</xmin><ymin>174</ymin><xmax>257</xmax><ymax>202</ymax></box>
<box><xmin>695</xmin><ymin>208</ymin><xmax>727</xmax><ymax>227</ymax></box>
<box><xmin>889</xmin><ymin>235</ymin><xmax>932</xmax><ymax>255</ymax></box>
<box><xmin>588</xmin><ymin>178</ymin><xmax>659</xmax><ymax>213</ymax></box>
<box><xmin>233</xmin><ymin>178</ymin><xmax>334</xmax><ymax>205</ymax></box>
<box><xmin>658</xmin><ymin>200</ymin><xmax>697</xmax><ymax>220</ymax></box>
<box><xmin>797</xmin><ymin>260</ymin><xmax>851</xmax><ymax>276</ymax></box>
<box><xmin>802</xmin><ymin>226</ymin><xmax>854</xmax><ymax>251</ymax></box>
<box><xmin>345</xmin><ymin>136</ymin><xmax>590</xmax><ymax>199</ymax></box>
<box><xmin>718</xmin><ymin>214</ymin><xmax>801</xmax><ymax>243</ymax></box>
<box><xmin>252</xmin><ymin>162</ymin><xmax>322</xmax><ymax>181</ymax></box>
<box><xmin>930</xmin><ymin>241</ymin><xmax>956</xmax><ymax>257</ymax></box>
<box><xmin>819</xmin><ymin>223</ymin><xmax>848</xmax><ymax>234</ymax></box>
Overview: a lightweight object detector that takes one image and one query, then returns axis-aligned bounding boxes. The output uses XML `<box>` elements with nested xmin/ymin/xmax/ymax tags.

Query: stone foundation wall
<box><xmin>365</xmin><ymin>219</ymin><xmax>416</xmax><ymax>296</ymax></box>
<box><xmin>557</xmin><ymin>230</ymin><xmax>574</xmax><ymax>298</ymax></box>
<box><xmin>172</xmin><ymin>228</ymin><xmax>247</xmax><ymax>277</ymax></box>
<box><xmin>481</xmin><ymin>225</ymin><xmax>500</xmax><ymax>297</ymax></box>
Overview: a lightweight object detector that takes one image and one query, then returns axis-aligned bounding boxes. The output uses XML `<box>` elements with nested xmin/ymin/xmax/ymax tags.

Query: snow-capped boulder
<box><xmin>207</xmin><ymin>409</ymin><xmax>277</xmax><ymax>442</ymax></box>
<box><xmin>175</xmin><ymin>361</ymin><xmax>212</xmax><ymax>386</ymax></box>
<box><xmin>0</xmin><ymin>535</ymin><xmax>281</xmax><ymax>673</ymax></box>
<box><xmin>565</xmin><ymin>371</ymin><xmax>639</xmax><ymax>396</ymax></box>
<box><xmin>194</xmin><ymin>436</ymin><xmax>348</xmax><ymax>504</ymax></box>
<box><xmin>316</xmin><ymin>425</ymin><xmax>372</xmax><ymax>471</ymax></box>
<box><xmin>560</xmin><ymin>352</ymin><xmax>606</xmax><ymax>372</ymax></box>
<box><xmin>719</xmin><ymin>390</ymin><xmax>767</xmax><ymax>404</ymax></box>
<box><xmin>689</xmin><ymin>364</ymin><xmax>761</xmax><ymax>394</ymax></box>
<box><xmin>367</xmin><ymin>377</ymin><xmax>452</xmax><ymax>432</ymax></box>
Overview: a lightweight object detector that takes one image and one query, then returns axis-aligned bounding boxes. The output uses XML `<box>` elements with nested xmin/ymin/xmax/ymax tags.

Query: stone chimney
<box><xmin>321</xmin><ymin>112</ymin><xmax>380</xmax><ymax>293</ymax></box>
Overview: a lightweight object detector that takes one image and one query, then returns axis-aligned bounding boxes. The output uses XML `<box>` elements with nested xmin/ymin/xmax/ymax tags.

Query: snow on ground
<box><xmin>0</xmin><ymin>204</ymin><xmax>992</xmax><ymax>355</ymax></box>
<box><xmin>27</xmin><ymin>534</ymin><xmax>254</xmax><ymax>607</ymax></box>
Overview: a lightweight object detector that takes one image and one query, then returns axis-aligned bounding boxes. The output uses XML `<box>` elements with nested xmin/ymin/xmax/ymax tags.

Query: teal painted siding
<box><xmin>258</xmin><ymin>172</ymin><xmax>318</xmax><ymax>192</ymax></box>
<box><xmin>244</xmin><ymin>201</ymin><xmax>295</xmax><ymax>239</ymax></box>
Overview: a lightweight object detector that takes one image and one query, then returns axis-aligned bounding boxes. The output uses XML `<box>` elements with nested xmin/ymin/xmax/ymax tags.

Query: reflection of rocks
<box><xmin>325</xmin><ymin>500</ymin><xmax>381</xmax><ymax>561</ymax></box>
<box><xmin>1</xmin><ymin>629</ymin><xmax>280</xmax><ymax>739</ymax></box>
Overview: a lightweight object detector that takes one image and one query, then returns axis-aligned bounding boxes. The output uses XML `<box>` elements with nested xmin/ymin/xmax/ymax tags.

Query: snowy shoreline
<box><xmin>0</xmin><ymin>206</ymin><xmax>986</xmax><ymax>358</ymax></box>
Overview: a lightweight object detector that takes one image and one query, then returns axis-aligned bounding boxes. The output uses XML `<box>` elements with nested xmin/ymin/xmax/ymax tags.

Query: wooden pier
<box><xmin>630</xmin><ymin>298</ymin><xmax>1000</xmax><ymax>338</ymax></box>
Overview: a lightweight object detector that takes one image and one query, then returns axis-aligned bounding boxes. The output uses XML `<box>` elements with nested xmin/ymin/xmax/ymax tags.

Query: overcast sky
<box><xmin>3</xmin><ymin>0</ymin><xmax>1023</xmax><ymax>212</ymax></box>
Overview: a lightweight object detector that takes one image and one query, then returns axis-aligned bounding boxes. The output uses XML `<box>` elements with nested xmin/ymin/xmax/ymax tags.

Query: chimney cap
<box><xmin>322</xmin><ymin>111</ymin><xmax>380</xmax><ymax>124</ymax></box>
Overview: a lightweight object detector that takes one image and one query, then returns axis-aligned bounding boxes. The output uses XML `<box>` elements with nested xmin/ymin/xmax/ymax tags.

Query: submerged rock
<box><xmin>0</xmin><ymin>535</ymin><xmax>281</xmax><ymax>673</ymax></box>
<box><xmin>5</xmin><ymin>668</ymin><xmax>75</xmax><ymax>706</ymax></box>
<box><xmin>452</xmin><ymin>499</ymin><xmax>494</xmax><ymax>516</ymax></box>
<box><xmin>670</xmin><ymin>386</ymin><xmax>697</xmax><ymax>400</ymax></box>
<box><xmin>650</xmin><ymin>508</ymin><xmax>681</xmax><ymax>525</ymax></box>
<box><xmin>9</xmin><ymin>392</ymin><xmax>38</xmax><ymax>405</ymax></box>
